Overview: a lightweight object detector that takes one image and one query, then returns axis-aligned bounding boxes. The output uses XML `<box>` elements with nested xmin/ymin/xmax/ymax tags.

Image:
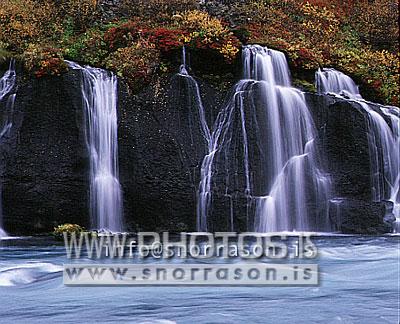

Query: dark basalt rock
<box><xmin>306</xmin><ymin>93</ymin><xmax>392</xmax><ymax>234</ymax></box>
<box><xmin>306</xmin><ymin>94</ymin><xmax>374</xmax><ymax>201</ymax></box>
<box><xmin>329</xmin><ymin>198</ymin><xmax>391</xmax><ymax>234</ymax></box>
<box><xmin>111</xmin><ymin>72</ymin><xmax>225</xmax><ymax>232</ymax></box>
<box><xmin>1</xmin><ymin>71</ymin><xmax>89</xmax><ymax>234</ymax></box>
<box><xmin>0</xmin><ymin>68</ymin><xmax>392</xmax><ymax>234</ymax></box>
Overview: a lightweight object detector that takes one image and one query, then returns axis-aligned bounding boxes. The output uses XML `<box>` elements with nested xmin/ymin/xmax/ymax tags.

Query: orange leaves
<box><xmin>0</xmin><ymin>0</ymin><xmax>60</xmax><ymax>52</ymax></box>
<box><xmin>242</xmin><ymin>0</ymin><xmax>398</xmax><ymax>105</ymax></box>
<box><xmin>23</xmin><ymin>45</ymin><xmax>67</xmax><ymax>78</ymax></box>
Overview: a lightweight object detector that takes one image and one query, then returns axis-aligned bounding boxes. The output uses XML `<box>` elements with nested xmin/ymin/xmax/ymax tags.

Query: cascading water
<box><xmin>197</xmin><ymin>45</ymin><xmax>332</xmax><ymax>232</ymax></box>
<box><xmin>178</xmin><ymin>47</ymin><xmax>211</xmax><ymax>144</ymax></box>
<box><xmin>196</xmin><ymin>80</ymin><xmax>247</xmax><ymax>231</ymax></box>
<box><xmin>68</xmin><ymin>61</ymin><xmax>123</xmax><ymax>232</ymax></box>
<box><xmin>0</xmin><ymin>60</ymin><xmax>16</xmax><ymax>101</ymax></box>
<box><xmin>0</xmin><ymin>59</ymin><xmax>16</xmax><ymax>238</ymax></box>
<box><xmin>381</xmin><ymin>106</ymin><xmax>400</xmax><ymax>232</ymax></box>
<box><xmin>0</xmin><ymin>60</ymin><xmax>16</xmax><ymax>139</ymax></box>
<box><xmin>249</xmin><ymin>46</ymin><xmax>332</xmax><ymax>232</ymax></box>
<box><xmin>316</xmin><ymin>68</ymin><xmax>400</xmax><ymax>232</ymax></box>
<box><xmin>316</xmin><ymin>68</ymin><xmax>362</xmax><ymax>100</ymax></box>
<box><xmin>175</xmin><ymin>47</ymin><xmax>213</xmax><ymax>231</ymax></box>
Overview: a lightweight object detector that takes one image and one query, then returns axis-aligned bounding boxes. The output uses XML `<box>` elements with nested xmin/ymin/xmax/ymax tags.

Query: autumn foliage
<box><xmin>0</xmin><ymin>0</ymin><xmax>398</xmax><ymax>104</ymax></box>
<box><xmin>239</xmin><ymin>0</ymin><xmax>399</xmax><ymax>105</ymax></box>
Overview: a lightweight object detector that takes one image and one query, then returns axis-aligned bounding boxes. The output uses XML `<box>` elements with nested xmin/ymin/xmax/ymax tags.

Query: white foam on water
<box><xmin>138</xmin><ymin>321</ymin><xmax>177</xmax><ymax>324</ymax></box>
<box><xmin>0</xmin><ymin>262</ymin><xmax>62</xmax><ymax>287</ymax></box>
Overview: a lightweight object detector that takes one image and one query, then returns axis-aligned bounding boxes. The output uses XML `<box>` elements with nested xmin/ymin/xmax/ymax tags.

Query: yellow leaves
<box><xmin>173</xmin><ymin>10</ymin><xmax>240</xmax><ymax>62</ymax></box>
<box><xmin>220</xmin><ymin>40</ymin><xmax>239</xmax><ymax>61</ymax></box>
<box><xmin>53</xmin><ymin>223</ymin><xmax>85</xmax><ymax>236</ymax></box>
<box><xmin>21</xmin><ymin>43</ymin><xmax>67</xmax><ymax>78</ymax></box>
<box><xmin>244</xmin><ymin>0</ymin><xmax>397</xmax><ymax>104</ymax></box>
<box><xmin>302</xmin><ymin>1</ymin><xmax>337</xmax><ymax>22</ymax></box>
<box><xmin>0</xmin><ymin>0</ymin><xmax>61</xmax><ymax>52</ymax></box>
<box><xmin>333</xmin><ymin>45</ymin><xmax>399</xmax><ymax>104</ymax></box>
<box><xmin>189</xmin><ymin>31</ymin><xmax>200</xmax><ymax>40</ymax></box>
<box><xmin>182</xmin><ymin>35</ymin><xmax>192</xmax><ymax>44</ymax></box>
<box><xmin>175</xmin><ymin>10</ymin><xmax>230</xmax><ymax>40</ymax></box>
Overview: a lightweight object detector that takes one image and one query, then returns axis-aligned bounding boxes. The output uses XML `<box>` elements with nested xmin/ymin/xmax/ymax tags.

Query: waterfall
<box><xmin>0</xmin><ymin>59</ymin><xmax>16</xmax><ymax>238</ymax></box>
<box><xmin>381</xmin><ymin>106</ymin><xmax>400</xmax><ymax>232</ymax></box>
<box><xmin>175</xmin><ymin>47</ymin><xmax>213</xmax><ymax>231</ymax></box>
<box><xmin>0</xmin><ymin>60</ymin><xmax>16</xmax><ymax>101</ymax></box>
<box><xmin>197</xmin><ymin>45</ymin><xmax>332</xmax><ymax>232</ymax></box>
<box><xmin>248</xmin><ymin>46</ymin><xmax>332</xmax><ymax>232</ymax></box>
<box><xmin>315</xmin><ymin>68</ymin><xmax>362</xmax><ymax>100</ymax></box>
<box><xmin>68</xmin><ymin>61</ymin><xmax>123</xmax><ymax>232</ymax></box>
<box><xmin>178</xmin><ymin>47</ymin><xmax>211</xmax><ymax>144</ymax></box>
<box><xmin>316</xmin><ymin>68</ymin><xmax>400</xmax><ymax>232</ymax></box>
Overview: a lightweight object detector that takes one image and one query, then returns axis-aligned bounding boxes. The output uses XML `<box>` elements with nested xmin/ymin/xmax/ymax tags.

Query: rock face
<box><xmin>118</xmin><ymin>74</ymin><xmax>225</xmax><ymax>232</ymax></box>
<box><xmin>329</xmin><ymin>198</ymin><xmax>390</xmax><ymax>234</ymax></box>
<box><xmin>1</xmin><ymin>69</ymin><xmax>89</xmax><ymax>234</ymax></box>
<box><xmin>306</xmin><ymin>94</ymin><xmax>373</xmax><ymax>201</ymax></box>
<box><xmin>306</xmin><ymin>94</ymin><xmax>393</xmax><ymax>234</ymax></box>
<box><xmin>0</xmin><ymin>67</ymin><xmax>393</xmax><ymax>234</ymax></box>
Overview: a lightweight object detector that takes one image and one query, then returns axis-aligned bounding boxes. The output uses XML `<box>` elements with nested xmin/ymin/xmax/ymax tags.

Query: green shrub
<box><xmin>64</xmin><ymin>28</ymin><xmax>109</xmax><ymax>66</ymax></box>
<box><xmin>105</xmin><ymin>40</ymin><xmax>160</xmax><ymax>90</ymax></box>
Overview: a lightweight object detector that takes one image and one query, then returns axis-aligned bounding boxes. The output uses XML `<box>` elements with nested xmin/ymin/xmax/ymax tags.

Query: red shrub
<box><xmin>104</xmin><ymin>22</ymin><xmax>187</xmax><ymax>53</ymax></box>
<box><xmin>104</xmin><ymin>21</ymin><xmax>145</xmax><ymax>49</ymax></box>
<box><xmin>146</xmin><ymin>28</ymin><xmax>187</xmax><ymax>52</ymax></box>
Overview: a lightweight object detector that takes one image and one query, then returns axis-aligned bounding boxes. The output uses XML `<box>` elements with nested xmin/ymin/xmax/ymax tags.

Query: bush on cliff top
<box><xmin>238</xmin><ymin>0</ymin><xmax>399</xmax><ymax>105</ymax></box>
<box><xmin>70</xmin><ymin>10</ymin><xmax>241</xmax><ymax>89</ymax></box>
<box><xmin>0</xmin><ymin>0</ymin><xmax>398</xmax><ymax>105</ymax></box>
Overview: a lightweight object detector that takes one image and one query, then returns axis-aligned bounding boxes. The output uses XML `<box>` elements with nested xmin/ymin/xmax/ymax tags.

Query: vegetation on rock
<box><xmin>53</xmin><ymin>223</ymin><xmax>85</xmax><ymax>237</ymax></box>
<box><xmin>0</xmin><ymin>0</ymin><xmax>398</xmax><ymax>104</ymax></box>
<box><xmin>239</xmin><ymin>0</ymin><xmax>399</xmax><ymax>104</ymax></box>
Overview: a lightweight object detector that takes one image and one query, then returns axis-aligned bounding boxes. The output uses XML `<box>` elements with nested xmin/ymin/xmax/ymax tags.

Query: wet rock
<box><xmin>0</xmin><ymin>70</ymin><xmax>391</xmax><ymax>234</ymax></box>
<box><xmin>329</xmin><ymin>198</ymin><xmax>391</xmax><ymax>234</ymax></box>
